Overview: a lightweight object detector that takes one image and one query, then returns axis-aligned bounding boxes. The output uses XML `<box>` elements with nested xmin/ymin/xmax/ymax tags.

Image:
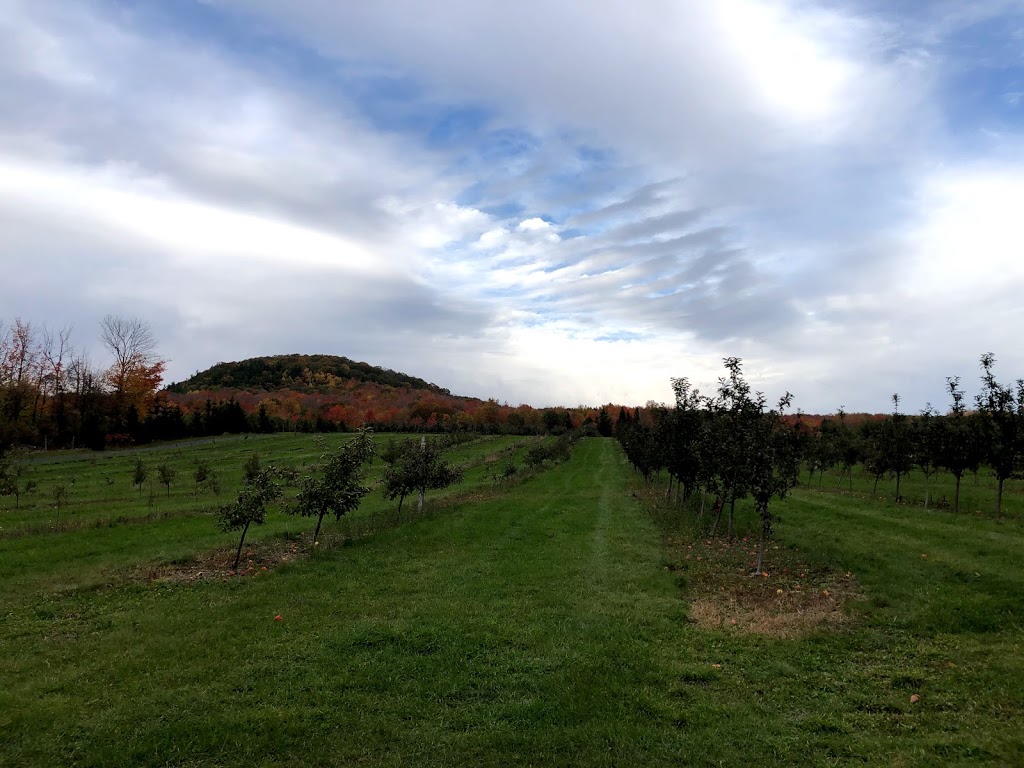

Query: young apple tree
<box><xmin>218</xmin><ymin>467</ymin><xmax>282</xmax><ymax>569</ymax></box>
<box><xmin>975</xmin><ymin>354</ymin><xmax>1024</xmax><ymax>516</ymax></box>
<box><xmin>291</xmin><ymin>429</ymin><xmax>376</xmax><ymax>544</ymax></box>
<box><xmin>382</xmin><ymin>437</ymin><xmax>463</xmax><ymax>514</ymax></box>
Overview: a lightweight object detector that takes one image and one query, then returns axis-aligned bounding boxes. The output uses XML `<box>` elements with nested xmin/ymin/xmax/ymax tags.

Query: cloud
<box><xmin>2</xmin><ymin>0</ymin><xmax>1024</xmax><ymax>413</ymax></box>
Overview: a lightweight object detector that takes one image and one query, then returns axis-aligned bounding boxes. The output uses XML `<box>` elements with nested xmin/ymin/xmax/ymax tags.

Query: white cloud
<box><xmin>908</xmin><ymin>165</ymin><xmax>1024</xmax><ymax>296</ymax></box>
<box><xmin>0</xmin><ymin>158</ymin><xmax>387</xmax><ymax>275</ymax></box>
<box><xmin>219</xmin><ymin>0</ymin><xmax>924</xmax><ymax>175</ymax></box>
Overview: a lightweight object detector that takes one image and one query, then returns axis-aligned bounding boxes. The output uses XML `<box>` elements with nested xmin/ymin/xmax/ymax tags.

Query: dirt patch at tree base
<box><xmin>688</xmin><ymin>589</ymin><xmax>852</xmax><ymax>639</ymax></box>
<box><xmin>129</xmin><ymin>536</ymin><xmax>314</xmax><ymax>584</ymax></box>
<box><xmin>665</xmin><ymin>532</ymin><xmax>864</xmax><ymax>639</ymax></box>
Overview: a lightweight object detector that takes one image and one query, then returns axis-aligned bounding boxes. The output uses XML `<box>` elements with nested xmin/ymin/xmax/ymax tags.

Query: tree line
<box><xmin>1</xmin><ymin>315</ymin><xmax>622</xmax><ymax>452</ymax></box>
<box><xmin>0</xmin><ymin>315</ymin><xmax>165</xmax><ymax>452</ymax></box>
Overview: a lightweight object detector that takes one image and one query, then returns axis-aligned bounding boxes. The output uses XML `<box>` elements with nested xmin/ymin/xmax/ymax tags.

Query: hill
<box><xmin>161</xmin><ymin>353</ymin><xmax>538</xmax><ymax>433</ymax></box>
<box><xmin>160</xmin><ymin>354</ymin><xmax>621</xmax><ymax>435</ymax></box>
<box><xmin>164</xmin><ymin>354</ymin><xmax>452</xmax><ymax>396</ymax></box>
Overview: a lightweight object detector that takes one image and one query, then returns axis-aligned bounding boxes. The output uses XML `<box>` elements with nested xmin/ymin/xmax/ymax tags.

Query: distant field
<box><xmin>2</xmin><ymin>439</ymin><xmax>1022</xmax><ymax>766</ymax></box>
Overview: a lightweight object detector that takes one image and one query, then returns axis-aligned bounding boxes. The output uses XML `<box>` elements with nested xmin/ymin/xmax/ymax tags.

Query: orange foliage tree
<box><xmin>100</xmin><ymin>315</ymin><xmax>166</xmax><ymax>420</ymax></box>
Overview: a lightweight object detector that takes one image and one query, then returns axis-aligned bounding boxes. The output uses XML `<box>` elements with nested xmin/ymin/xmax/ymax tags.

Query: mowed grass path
<box><xmin>1</xmin><ymin>439</ymin><xmax>695</xmax><ymax>767</ymax></box>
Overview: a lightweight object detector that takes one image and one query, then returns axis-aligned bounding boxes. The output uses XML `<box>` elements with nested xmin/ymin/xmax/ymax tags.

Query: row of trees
<box><xmin>216</xmin><ymin>432</ymin><xmax>465</xmax><ymax>568</ymax></box>
<box><xmin>803</xmin><ymin>354</ymin><xmax>1022</xmax><ymax>514</ymax></box>
<box><xmin>619</xmin><ymin>358</ymin><xmax>803</xmax><ymax>575</ymax></box>
<box><xmin>617</xmin><ymin>355</ymin><xmax>1024</xmax><ymax>572</ymax></box>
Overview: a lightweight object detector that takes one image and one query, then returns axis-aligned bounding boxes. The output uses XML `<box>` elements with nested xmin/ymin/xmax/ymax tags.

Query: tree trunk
<box><xmin>954</xmin><ymin>473</ymin><xmax>962</xmax><ymax>513</ymax></box>
<box><xmin>754</xmin><ymin>502</ymin><xmax>770</xmax><ymax>575</ymax></box>
<box><xmin>836</xmin><ymin>466</ymin><xmax>846</xmax><ymax>488</ymax></box>
<box><xmin>313</xmin><ymin>513</ymin><xmax>325</xmax><ymax>544</ymax></box>
<box><xmin>418</xmin><ymin>437</ymin><xmax>426</xmax><ymax>513</ymax></box>
<box><xmin>710</xmin><ymin>498</ymin><xmax>724</xmax><ymax>536</ymax></box>
<box><xmin>997</xmin><ymin>477</ymin><xmax>1004</xmax><ymax>516</ymax></box>
<box><xmin>872</xmin><ymin>474</ymin><xmax>880</xmax><ymax>496</ymax></box>
<box><xmin>233</xmin><ymin>520</ymin><xmax>251</xmax><ymax>569</ymax></box>
<box><xmin>818</xmin><ymin>468</ymin><xmax>824</xmax><ymax>487</ymax></box>
<box><xmin>895</xmin><ymin>471</ymin><xmax>901</xmax><ymax>503</ymax></box>
<box><xmin>923</xmin><ymin>473</ymin><xmax>930</xmax><ymax>510</ymax></box>
<box><xmin>727</xmin><ymin>498</ymin><xmax>736</xmax><ymax>541</ymax></box>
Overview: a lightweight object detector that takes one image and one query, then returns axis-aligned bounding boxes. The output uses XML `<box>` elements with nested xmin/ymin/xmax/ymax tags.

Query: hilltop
<box><xmin>164</xmin><ymin>354</ymin><xmax>452</xmax><ymax>397</ymax></box>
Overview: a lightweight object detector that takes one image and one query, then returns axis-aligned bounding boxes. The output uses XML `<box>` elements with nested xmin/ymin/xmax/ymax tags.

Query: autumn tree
<box><xmin>291</xmin><ymin>429</ymin><xmax>375</xmax><ymax>543</ymax></box>
<box><xmin>100</xmin><ymin>315</ymin><xmax>166</xmax><ymax>424</ymax></box>
<box><xmin>40</xmin><ymin>325</ymin><xmax>74</xmax><ymax>444</ymax></box>
<box><xmin>0</xmin><ymin>318</ymin><xmax>42</xmax><ymax>447</ymax></box>
<box><xmin>218</xmin><ymin>467</ymin><xmax>282</xmax><ymax>569</ymax></box>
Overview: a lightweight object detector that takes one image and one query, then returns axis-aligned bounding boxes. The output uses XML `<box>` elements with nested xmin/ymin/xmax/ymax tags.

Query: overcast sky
<box><xmin>2</xmin><ymin>0</ymin><xmax>1023</xmax><ymax>411</ymax></box>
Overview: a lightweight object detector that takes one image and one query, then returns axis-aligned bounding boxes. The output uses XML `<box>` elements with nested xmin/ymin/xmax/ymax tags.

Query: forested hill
<box><xmin>164</xmin><ymin>354</ymin><xmax>452</xmax><ymax>396</ymax></box>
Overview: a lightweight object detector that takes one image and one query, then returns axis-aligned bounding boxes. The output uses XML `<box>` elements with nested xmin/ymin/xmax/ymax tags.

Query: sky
<box><xmin>2</xmin><ymin>0</ymin><xmax>1023</xmax><ymax>412</ymax></box>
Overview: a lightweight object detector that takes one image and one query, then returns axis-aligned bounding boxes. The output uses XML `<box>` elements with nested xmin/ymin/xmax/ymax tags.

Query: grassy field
<box><xmin>0</xmin><ymin>433</ymin><xmax>533</xmax><ymax>597</ymax></box>
<box><xmin>2</xmin><ymin>438</ymin><xmax>1023</xmax><ymax>766</ymax></box>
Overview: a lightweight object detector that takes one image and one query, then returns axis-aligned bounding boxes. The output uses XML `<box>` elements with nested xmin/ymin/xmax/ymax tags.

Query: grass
<box><xmin>2</xmin><ymin>439</ymin><xmax>1023</xmax><ymax>765</ymax></box>
<box><xmin>643</xmin><ymin>463</ymin><xmax>1024</xmax><ymax>765</ymax></box>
